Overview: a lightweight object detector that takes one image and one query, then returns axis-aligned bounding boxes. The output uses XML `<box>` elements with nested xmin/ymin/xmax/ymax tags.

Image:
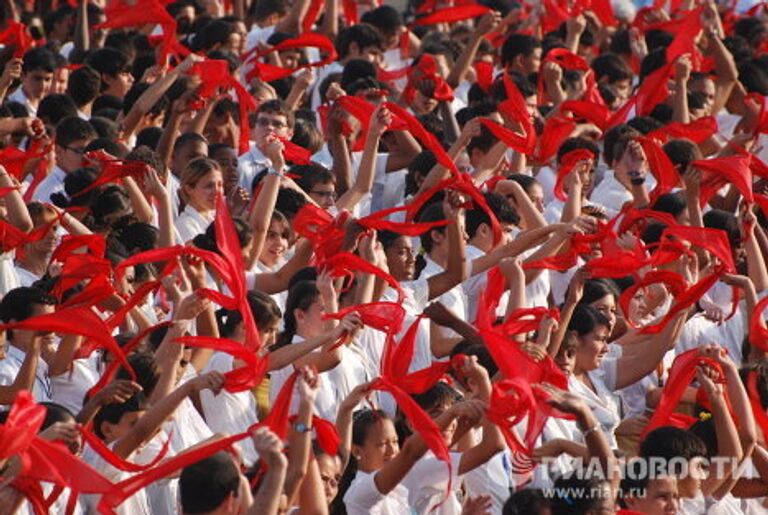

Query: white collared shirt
<box><xmin>175</xmin><ymin>204</ymin><xmax>214</xmax><ymax>244</ymax></box>
<box><xmin>8</xmin><ymin>87</ymin><xmax>36</xmax><ymax>116</ymax></box>
<box><xmin>31</xmin><ymin>165</ymin><xmax>67</xmax><ymax>203</ymax></box>
<box><xmin>0</xmin><ymin>344</ymin><xmax>51</xmax><ymax>403</ymax></box>
<box><xmin>237</xmin><ymin>144</ymin><xmax>271</xmax><ymax>191</ymax></box>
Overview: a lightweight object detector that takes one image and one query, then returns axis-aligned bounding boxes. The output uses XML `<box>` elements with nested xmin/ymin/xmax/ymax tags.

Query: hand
<box><xmin>442</xmin><ymin>191</ymin><xmax>466</xmax><ymax>220</ymax></box>
<box><xmin>455</xmin><ymin>355</ymin><xmax>491</xmax><ymax>396</ymax></box>
<box><xmin>316</xmin><ymin>268</ymin><xmax>337</xmax><ymax>299</ymax></box>
<box><xmin>0</xmin><ymin>58</ymin><xmax>22</xmax><ymax>85</ymax></box>
<box><xmin>682</xmin><ymin>167</ymin><xmax>701</xmax><ymax>195</ymax></box>
<box><xmin>143</xmin><ymin>167</ymin><xmax>166</xmax><ymax>199</ymax></box>
<box><xmin>173</xmin><ymin>293</ymin><xmax>211</xmax><ymax>322</ymax></box>
<box><xmin>646</xmin><ymin>387</ymin><xmax>663</xmax><ymax>409</ymax></box>
<box><xmin>675</xmin><ymin>54</ymin><xmax>692</xmax><ymax>83</ymax></box>
<box><xmin>566</xmin><ymin>267</ymin><xmax>588</xmax><ymax>304</ymax></box>
<box><xmin>358</xmin><ymin>232</ymin><xmax>377</xmax><ymax>262</ymax></box>
<box><xmin>696</xmin><ymin>363</ymin><xmax>724</xmax><ymax>397</ymax></box>
<box><xmin>326</xmin><ymin>82</ymin><xmax>346</xmax><ymax>103</ymax></box>
<box><xmin>251</xmin><ymin>427</ymin><xmax>286</xmax><ymax>467</ymax></box>
<box><xmin>567</xmin><ymin>14</ymin><xmax>587</xmax><ymax>35</ymax></box>
<box><xmin>181</xmin><ymin>255</ymin><xmax>207</xmax><ymax>289</ymax></box>
<box><xmin>462</xmin><ymin>495</ymin><xmax>493</xmax><ymax>515</ymax></box>
<box><xmin>538</xmin><ymin>315</ymin><xmax>558</xmax><ymax>336</ymax></box>
<box><xmin>334</xmin><ymin>312</ymin><xmax>363</xmax><ymax>340</ymax></box>
<box><xmin>615</xmin><ymin>415</ymin><xmax>650</xmax><ymax>437</ymax></box>
<box><xmin>39</xmin><ymin>421</ymin><xmax>82</xmax><ymax>453</ymax></box>
<box><xmin>341</xmin><ymin>380</ymin><xmax>372</xmax><ymax>410</ymax></box>
<box><xmin>295</xmin><ymin>68</ymin><xmax>315</xmax><ymax>89</ymax></box>
<box><xmin>140</xmin><ymin>65</ymin><xmax>163</xmax><ymax>84</ymax></box>
<box><xmin>459</xmin><ymin>117</ymin><xmax>482</xmax><ymax>142</ymax></box>
<box><xmin>178</xmin><ymin>52</ymin><xmax>205</xmax><ymax>74</ymax></box>
<box><xmin>499</xmin><ymin>256</ymin><xmax>523</xmax><ymax>280</ymax></box>
<box><xmin>699</xmin><ymin>343</ymin><xmax>736</xmax><ymax>372</ymax></box>
<box><xmin>173</xmin><ymin>88</ymin><xmax>202</xmax><ymax>115</ymax></box>
<box><xmin>17</xmin><ymin>117</ymin><xmax>45</xmax><ymax>138</ymax></box>
<box><xmin>566</xmin><ymin>215</ymin><xmax>598</xmax><ymax>236</ymax></box>
<box><xmin>450</xmin><ymin>398</ymin><xmax>486</xmax><ymax>427</ymax></box>
<box><xmin>369</xmin><ymin>106</ymin><xmax>392</xmax><ymax>138</ymax></box>
<box><xmin>297</xmin><ymin>365</ymin><xmax>319</xmax><ymax>404</ymax></box>
<box><xmin>474</xmin><ymin>10</ymin><xmax>501</xmax><ymax>35</ymax></box>
<box><xmin>521</xmin><ymin>341</ymin><xmax>547</xmax><ymax>362</ymax></box>
<box><xmin>262</xmin><ymin>134</ymin><xmax>286</xmax><ymax>171</ymax></box>
<box><xmin>542</xmin><ymin>61</ymin><xmax>563</xmax><ymax>85</ymax></box>
<box><xmin>227</xmin><ymin>186</ymin><xmax>251</xmax><ymax>219</ymax></box>
<box><xmin>94</xmin><ymin>379</ymin><xmax>143</xmax><ymax>406</ymax></box>
<box><xmin>536</xmin><ymin>383</ymin><xmax>589</xmax><ymax>417</ymax></box>
<box><xmin>619</xmin><ymin>140</ymin><xmax>648</xmax><ymax>182</ymax></box>
<box><xmin>699</xmin><ymin>297</ymin><xmax>726</xmax><ymax>324</ymax></box>
<box><xmin>628</xmin><ymin>27</ymin><xmax>648</xmax><ymax>59</ymax></box>
<box><xmin>193</xmin><ymin>371</ymin><xmax>226</xmax><ymax>394</ymax></box>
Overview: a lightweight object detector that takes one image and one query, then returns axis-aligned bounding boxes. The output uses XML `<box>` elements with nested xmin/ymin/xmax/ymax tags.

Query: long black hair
<box><xmin>274</xmin><ymin>280</ymin><xmax>321</xmax><ymax>349</ymax></box>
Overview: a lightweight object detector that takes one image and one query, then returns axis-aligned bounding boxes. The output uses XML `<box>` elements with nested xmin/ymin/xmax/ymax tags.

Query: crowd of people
<box><xmin>2</xmin><ymin>0</ymin><xmax>768</xmax><ymax>513</ymax></box>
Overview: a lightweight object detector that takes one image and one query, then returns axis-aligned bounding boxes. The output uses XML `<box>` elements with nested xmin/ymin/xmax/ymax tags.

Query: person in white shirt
<box><xmin>8</xmin><ymin>47</ymin><xmax>57</xmax><ymax>117</ymax></box>
<box><xmin>0</xmin><ymin>286</ymin><xmax>55</xmax><ymax>404</ymax></box>
<box><xmin>237</xmin><ymin>99</ymin><xmax>294</xmax><ymax>190</ymax></box>
<box><xmin>336</xmin><ymin>384</ymin><xmax>483</xmax><ymax>515</ymax></box>
<box><xmin>175</xmin><ymin>157</ymin><xmax>224</xmax><ymax>243</ymax></box>
<box><xmin>32</xmin><ymin>116</ymin><xmax>97</xmax><ymax>203</ymax></box>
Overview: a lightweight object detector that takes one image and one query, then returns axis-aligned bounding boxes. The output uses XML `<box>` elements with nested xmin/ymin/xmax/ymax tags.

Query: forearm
<box><xmin>560</xmin><ymin>185</ymin><xmax>583</xmax><ymax>223</ymax></box>
<box><xmin>0</xmin><ymin>167</ymin><xmax>32</xmax><ymax>231</ymax></box>
<box><xmin>672</xmin><ymin>79</ymin><xmax>690</xmax><ymax>124</ymax></box>
<box><xmin>522</xmin><ymin>227</ymin><xmax>568</xmax><ymax>283</ymax></box>
<box><xmin>329</xmin><ymin>134</ymin><xmax>352</xmax><ymax>193</ymax></box>
<box><xmin>256</xmin><ymin>241</ymin><xmax>313</xmax><ymax>295</ymax></box>
<box><xmin>74</xmin><ymin>0</ymin><xmax>89</xmax><ymax>55</ymax></box>
<box><xmin>447</xmin><ymin>34</ymin><xmax>483</xmax><ymax>88</ymax></box>
<box><xmin>249</xmin><ymin>459</ymin><xmax>288</xmax><ymax>515</ymax></box>
<box><xmin>46</xmin><ymin>335</ymin><xmax>81</xmax><ymax>377</ymax></box>
<box><xmin>439</xmin><ymin>102</ymin><xmax>460</xmax><ymax>146</ymax></box>
<box><xmin>336</xmin><ymin>132</ymin><xmax>380</xmax><ymax>212</ymax></box>
<box><xmin>746</xmin><ymin>227</ymin><xmax>768</xmax><ymax>292</ymax></box>
<box><xmin>247</xmin><ymin>173</ymin><xmax>281</xmax><ymax>268</ymax></box>
<box><xmin>267</xmin><ymin>332</ymin><xmax>332</xmax><ymax>371</ymax></box>
<box><xmin>320</xmin><ymin>0</ymin><xmax>338</xmax><ymax>39</ymax></box>
<box><xmin>284</xmin><ymin>400</ymin><xmax>314</xmax><ymax>504</ymax></box>
<box><xmin>124</xmin><ymin>177</ymin><xmax>154</xmax><ymax>223</ymax></box>
<box><xmin>157</xmin><ymin>114</ymin><xmax>183</xmax><ymax>169</ymax></box>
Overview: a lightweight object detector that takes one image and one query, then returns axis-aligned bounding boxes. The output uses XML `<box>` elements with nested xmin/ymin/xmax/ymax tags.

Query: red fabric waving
<box><xmin>692</xmin><ymin>155</ymin><xmax>754</xmax><ymax>206</ymax></box>
<box><xmin>175</xmin><ymin>336</ymin><xmax>268</xmax><ymax>392</ymax></box>
<box><xmin>642</xmin><ymin>349</ymin><xmax>726</xmax><ymax>438</ymax></box>
<box><xmin>245</xmin><ymin>33</ymin><xmax>337</xmax><ymax>83</ymax></box>
<box><xmin>97</xmin><ymin>0</ymin><xmax>177</xmax><ymax>65</ymax></box>
<box><xmin>324</xmin><ymin>302</ymin><xmax>406</xmax><ymax>335</ymax></box>
<box><xmin>636</xmin><ymin>135</ymin><xmax>681</xmax><ymax>201</ymax></box>
<box><xmin>535</xmin><ymin>116</ymin><xmax>577</xmax><ymax>164</ymax></box>
<box><xmin>0</xmin><ymin>21</ymin><xmax>35</xmax><ymax>58</ymax></box>
<box><xmin>618</xmin><ymin>271</ymin><xmax>689</xmax><ymax>328</ymax></box>
<box><xmin>646</xmin><ymin>116</ymin><xmax>718</xmax><ymax>144</ymax></box>
<box><xmin>414</xmin><ymin>4</ymin><xmax>491</xmax><ymax>25</ymax></box>
<box><xmin>478</xmin><ymin>118</ymin><xmax>531</xmax><ymax>155</ymax></box>
<box><xmin>554</xmin><ymin>149</ymin><xmax>595</xmax><ymax>201</ymax></box>
<box><xmin>402</xmin><ymin>54</ymin><xmax>454</xmax><ymax>105</ymax></box>
<box><xmin>749</xmin><ymin>294</ymin><xmax>768</xmax><ymax>353</ymax></box>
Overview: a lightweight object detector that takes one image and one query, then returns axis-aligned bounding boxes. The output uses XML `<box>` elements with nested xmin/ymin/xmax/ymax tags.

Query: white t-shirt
<box><xmin>201</xmin><ymin>351</ymin><xmax>260</xmax><ymax>466</ymax></box>
<box><xmin>0</xmin><ymin>344</ymin><xmax>51</xmax><ymax>403</ymax></box>
<box><xmin>82</xmin><ymin>441</ymin><xmax>153</xmax><ymax>515</ymax></box>
<box><xmin>402</xmin><ymin>452</ymin><xmax>464</xmax><ymax>515</ymax></box>
<box><xmin>343</xmin><ymin>469</ymin><xmax>410</xmax><ymax>515</ymax></box>
<box><xmin>568</xmin><ymin>357</ymin><xmax>621</xmax><ymax>449</ymax></box>
<box><xmin>175</xmin><ymin>205</ymin><xmax>214</xmax><ymax>244</ymax></box>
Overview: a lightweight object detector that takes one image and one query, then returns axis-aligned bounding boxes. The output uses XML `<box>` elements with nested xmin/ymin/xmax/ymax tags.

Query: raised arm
<box><xmin>336</xmin><ymin>106</ymin><xmax>391</xmax><ymax>213</ymax></box>
<box><xmin>248</xmin><ymin>428</ymin><xmax>289</xmax><ymax>515</ymax></box>
<box><xmin>446</xmin><ymin>12</ymin><xmax>500</xmax><ymax>88</ymax></box>
<box><xmin>426</xmin><ymin>194</ymin><xmax>469</xmax><ymax>300</ymax></box>
<box><xmin>0</xmin><ymin>166</ymin><xmax>32</xmax><ymax>232</ymax></box>
<box><xmin>246</xmin><ymin>137</ymin><xmax>284</xmax><ymax>270</ymax></box>
<box><xmin>112</xmin><ymin>371</ymin><xmax>224</xmax><ymax>459</ymax></box>
<box><xmin>0</xmin><ymin>334</ymin><xmax>42</xmax><ymax>405</ymax></box>
<box><xmin>283</xmin><ymin>368</ymin><xmax>318</xmax><ymax>505</ymax></box>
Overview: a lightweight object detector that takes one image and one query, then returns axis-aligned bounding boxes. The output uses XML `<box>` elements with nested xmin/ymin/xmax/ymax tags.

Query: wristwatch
<box><xmin>266</xmin><ymin>166</ymin><xmax>285</xmax><ymax>177</ymax></box>
<box><xmin>293</xmin><ymin>422</ymin><xmax>312</xmax><ymax>434</ymax></box>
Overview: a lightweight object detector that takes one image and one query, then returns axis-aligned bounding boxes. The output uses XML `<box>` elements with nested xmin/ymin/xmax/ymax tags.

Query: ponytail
<box><xmin>275</xmin><ymin>280</ymin><xmax>320</xmax><ymax>349</ymax></box>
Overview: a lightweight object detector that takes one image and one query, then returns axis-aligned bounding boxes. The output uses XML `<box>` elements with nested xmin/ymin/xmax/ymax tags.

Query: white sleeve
<box><xmin>344</xmin><ymin>473</ymin><xmax>385</xmax><ymax>513</ymax></box>
<box><xmin>599</xmin><ymin>356</ymin><xmax>619</xmax><ymax>392</ymax></box>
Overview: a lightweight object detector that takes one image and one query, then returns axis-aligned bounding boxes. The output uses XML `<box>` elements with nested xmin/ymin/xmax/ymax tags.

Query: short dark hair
<box><xmin>93</xmin><ymin>391</ymin><xmax>148</xmax><ymax>439</ymax></box>
<box><xmin>37</xmin><ymin>94</ymin><xmax>78</xmax><ymax>126</ymax></box>
<box><xmin>195</xmin><ymin>19</ymin><xmax>234</xmax><ymax>51</ymax></box>
<box><xmin>122</xmin><ymin>82</ymin><xmax>169</xmax><ymax>116</ymax></box>
<box><xmin>335</xmin><ymin>24</ymin><xmax>383</xmax><ymax>60</ymax></box>
<box><xmin>466</xmin><ymin>192</ymin><xmax>520</xmax><ymax>238</ymax></box>
<box><xmin>640</xmin><ymin>426</ymin><xmax>708</xmax><ymax>462</ymax></box>
<box><xmin>251</xmin><ymin>0</ymin><xmax>288</xmax><ymax>21</ymax></box>
<box><xmin>501</xmin><ymin>34</ymin><xmax>541</xmax><ymax>68</ymax></box>
<box><xmin>556</xmin><ymin>137</ymin><xmax>600</xmax><ymax>166</ymax></box>
<box><xmin>256</xmin><ymin>99</ymin><xmax>295</xmax><ymax>130</ymax></box>
<box><xmin>652</xmin><ymin>192</ymin><xmax>687</xmax><ymax>219</ymax></box>
<box><xmin>21</xmin><ymin>47</ymin><xmax>57</xmax><ymax>74</ymax></box>
<box><xmin>67</xmin><ymin>66</ymin><xmax>102</xmax><ymax>107</ymax></box>
<box><xmin>602</xmin><ymin>124</ymin><xmax>639</xmax><ymax>167</ymax></box>
<box><xmin>291</xmin><ymin>163</ymin><xmax>335</xmax><ymax>193</ymax></box>
<box><xmin>0</xmin><ymin>286</ymin><xmax>57</xmax><ymax>324</ymax></box>
<box><xmin>360</xmin><ymin>5</ymin><xmax>403</xmax><ymax>36</ymax></box>
<box><xmin>180</xmin><ymin>452</ymin><xmax>241</xmax><ymax>514</ymax></box>
<box><xmin>90</xmin><ymin>116</ymin><xmax>120</xmax><ymax>140</ymax></box>
<box><xmin>87</xmin><ymin>48</ymin><xmax>132</xmax><ymax>87</ymax></box>
<box><xmin>54</xmin><ymin>116</ymin><xmax>97</xmax><ymax>148</ymax></box>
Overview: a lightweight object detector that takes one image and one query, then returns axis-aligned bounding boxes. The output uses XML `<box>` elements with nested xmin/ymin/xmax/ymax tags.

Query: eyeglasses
<box><xmin>256</xmin><ymin>118</ymin><xmax>288</xmax><ymax>129</ymax></box>
<box><xmin>65</xmin><ymin>146</ymin><xmax>87</xmax><ymax>155</ymax></box>
<box><xmin>310</xmin><ymin>190</ymin><xmax>337</xmax><ymax>200</ymax></box>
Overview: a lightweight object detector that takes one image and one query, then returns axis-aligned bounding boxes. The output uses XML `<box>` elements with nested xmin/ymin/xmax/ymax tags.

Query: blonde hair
<box><xmin>179</xmin><ymin>157</ymin><xmax>221</xmax><ymax>210</ymax></box>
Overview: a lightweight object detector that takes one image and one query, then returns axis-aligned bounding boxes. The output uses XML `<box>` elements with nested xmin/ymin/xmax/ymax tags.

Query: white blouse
<box><xmin>175</xmin><ymin>205</ymin><xmax>214</xmax><ymax>244</ymax></box>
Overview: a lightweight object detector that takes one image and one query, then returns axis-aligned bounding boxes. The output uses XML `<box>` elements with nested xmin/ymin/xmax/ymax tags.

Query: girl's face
<box><xmin>426</xmin><ymin>402</ymin><xmax>458</xmax><ymax>446</ymax></box>
<box><xmin>316</xmin><ymin>453</ymin><xmax>342</xmax><ymax>504</ymax></box>
<box><xmin>261</xmin><ymin>220</ymin><xmax>289</xmax><ymax>267</ymax></box>
<box><xmin>185</xmin><ymin>169</ymin><xmax>224</xmax><ymax>212</ymax></box>
<box><xmin>296</xmin><ymin>297</ymin><xmax>325</xmax><ymax>337</ymax></box>
<box><xmin>628</xmin><ymin>290</ymin><xmax>647</xmax><ymax>326</ymax></box>
<box><xmin>411</xmin><ymin>90</ymin><xmax>438</xmax><ymax>115</ymax></box>
<box><xmin>526</xmin><ymin>183</ymin><xmax>545</xmax><ymax>213</ymax></box>
<box><xmin>258</xmin><ymin>318</ymin><xmax>280</xmax><ymax>348</ymax></box>
<box><xmin>384</xmin><ymin>236</ymin><xmax>416</xmax><ymax>281</ymax></box>
<box><xmin>355</xmin><ymin>418</ymin><xmax>400</xmax><ymax>472</ymax></box>
<box><xmin>590</xmin><ymin>294</ymin><xmax>617</xmax><ymax>333</ymax></box>
<box><xmin>30</xmin><ymin>221</ymin><xmax>60</xmax><ymax>255</ymax></box>
<box><xmin>575</xmin><ymin>324</ymin><xmax>610</xmax><ymax>372</ymax></box>
<box><xmin>116</xmin><ymin>265</ymin><xmax>137</xmax><ymax>297</ymax></box>
<box><xmin>555</xmin><ymin>343</ymin><xmax>577</xmax><ymax>378</ymax></box>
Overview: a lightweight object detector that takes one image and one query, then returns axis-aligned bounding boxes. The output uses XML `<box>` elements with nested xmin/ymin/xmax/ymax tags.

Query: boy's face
<box><xmin>626</xmin><ymin>476</ymin><xmax>679</xmax><ymax>515</ymax></box>
<box><xmin>23</xmin><ymin>69</ymin><xmax>54</xmax><ymax>100</ymax></box>
<box><xmin>254</xmin><ymin>112</ymin><xmax>293</xmax><ymax>148</ymax></box>
<box><xmin>57</xmin><ymin>138</ymin><xmax>92</xmax><ymax>173</ymax></box>
<box><xmin>172</xmin><ymin>141</ymin><xmax>209</xmax><ymax>176</ymax></box>
<box><xmin>102</xmin><ymin>410</ymin><xmax>145</xmax><ymax>443</ymax></box>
